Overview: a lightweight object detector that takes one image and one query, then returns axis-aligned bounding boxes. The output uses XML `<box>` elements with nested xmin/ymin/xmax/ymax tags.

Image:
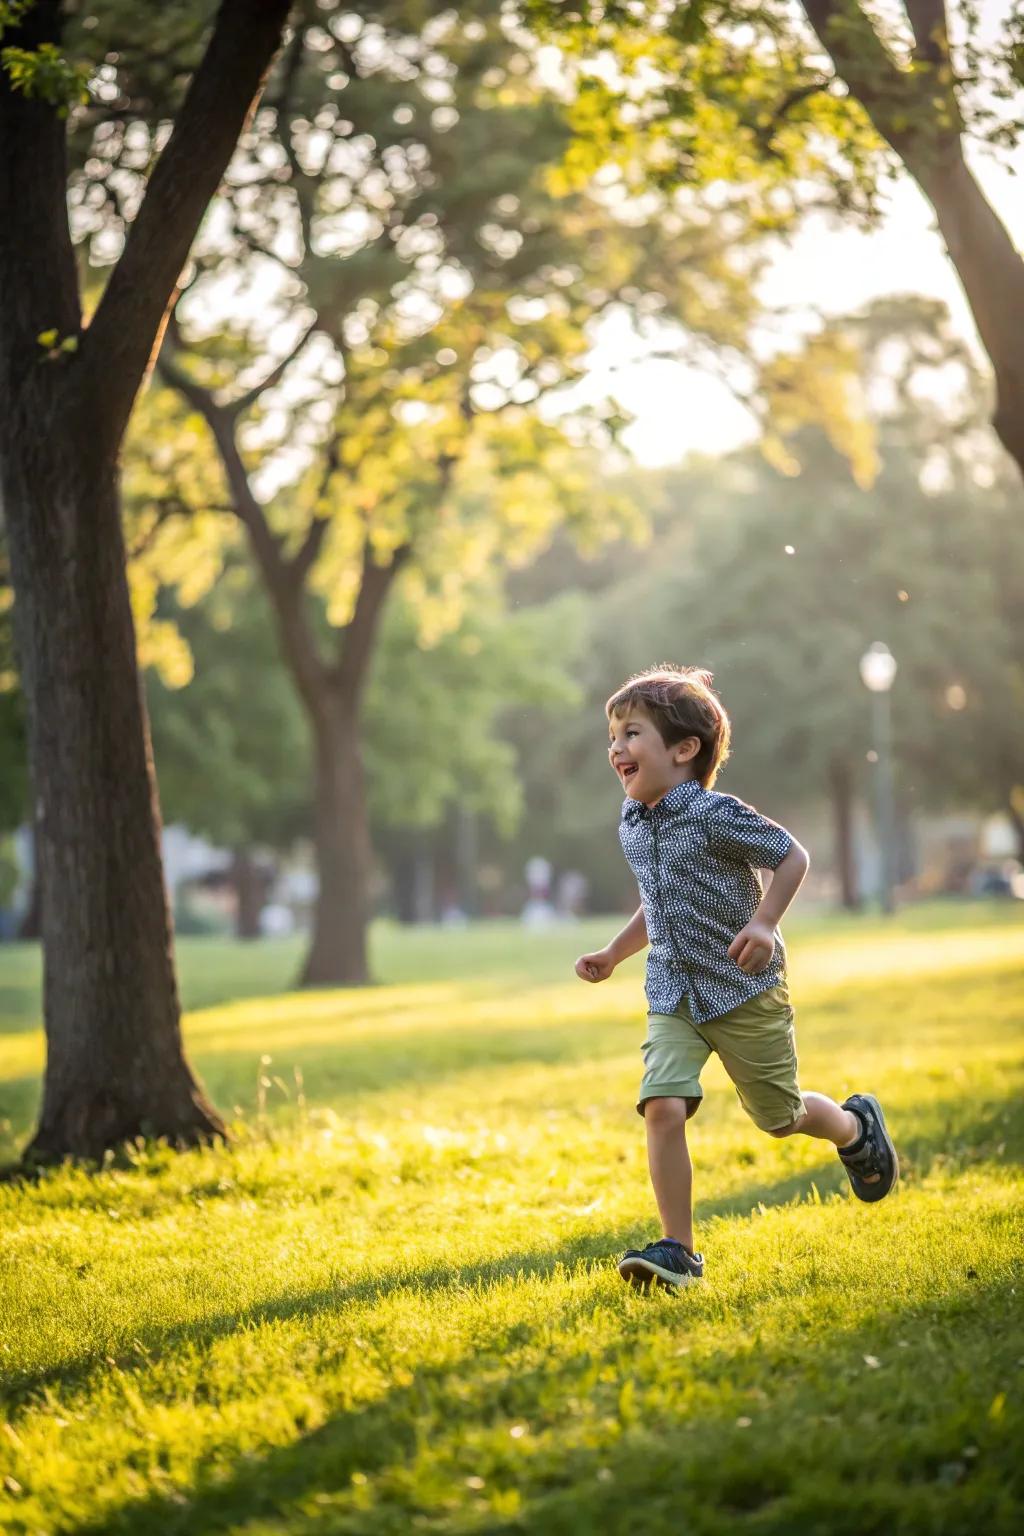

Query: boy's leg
<box><xmin>769</xmin><ymin>1091</ymin><xmax>859</xmax><ymax>1148</ymax></box>
<box><xmin>771</xmin><ymin>1093</ymin><xmax>898</xmax><ymax>1201</ymax></box>
<box><xmin>706</xmin><ymin>989</ymin><xmax>898</xmax><ymax>1201</ymax></box>
<box><xmin>620</xmin><ymin>1012</ymin><xmax>709</xmax><ymax>1286</ymax></box>
<box><xmin>644</xmin><ymin>1095</ymin><xmax>695</xmax><ymax>1251</ymax></box>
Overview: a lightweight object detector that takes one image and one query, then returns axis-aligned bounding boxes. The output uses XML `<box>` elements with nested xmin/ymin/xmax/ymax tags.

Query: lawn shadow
<box><xmin>60</xmin><ymin>1249</ymin><xmax>1022</xmax><ymax>1536</ymax></box>
<box><xmin>6</xmin><ymin>1075</ymin><xmax>1022</xmax><ymax>1417</ymax></box>
<box><xmin>2</xmin><ymin>953</ymin><xmax>1020</xmax><ymax>1160</ymax></box>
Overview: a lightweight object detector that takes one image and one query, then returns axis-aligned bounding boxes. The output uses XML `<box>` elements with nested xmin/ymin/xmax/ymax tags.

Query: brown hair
<box><xmin>605</xmin><ymin>665</ymin><xmax>731</xmax><ymax>788</ymax></box>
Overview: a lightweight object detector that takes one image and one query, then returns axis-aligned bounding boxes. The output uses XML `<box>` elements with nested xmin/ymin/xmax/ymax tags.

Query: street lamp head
<box><xmin>859</xmin><ymin>641</ymin><xmax>897</xmax><ymax>693</ymax></box>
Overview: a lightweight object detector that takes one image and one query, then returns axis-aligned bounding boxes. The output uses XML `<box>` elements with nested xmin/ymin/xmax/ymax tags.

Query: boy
<box><xmin>576</xmin><ymin>665</ymin><xmax>897</xmax><ymax>1290</ymax></box>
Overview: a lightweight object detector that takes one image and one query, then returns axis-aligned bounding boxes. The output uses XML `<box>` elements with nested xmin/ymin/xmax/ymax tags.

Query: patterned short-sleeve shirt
<box><xmin>618</xmin><ymin>778</ymin><xmax>793</xmax><ymax>1023</ymax></box>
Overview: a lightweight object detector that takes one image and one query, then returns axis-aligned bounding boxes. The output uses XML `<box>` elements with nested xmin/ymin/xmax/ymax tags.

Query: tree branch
<box><xmin>84</xmin><ymin>0</ymin><xmax>292</xmax><ymax>455</ymax></box>
<box><xmin>334</xmin><ymin>544</ymin><xmax>411</xmax><ymax>706</ymax></box>
<box><xmin>800</xmin><ymin>0</ymin><xmax>960</xmax><ymax>165</ymax></box>
<box><xmin>905</xmin><ymin>0</ymin><xmax>948</xmax><ymax>67</ymax></box>
<box><xmin>272</xmin><ymin>22</ymin><xmax>316</xmax><ymax>256</ymax></box>
<box><xmin>0</xmin><ymin>0</ymin><xmax>81</xmax><ymax>397</ymax></box>
<box><xmin>754</xmin><ymin>76</ymin><xmax>833</xmax><ymax>159</ymax></box>
<box><xmin>226</xmin><ymin>319</ymin><xmax>318</xmax><ymax>419</ymax></box>
<box><xmin>157</xmin><ymin>343</ymin><xmax>333</xmax><ymax>711</ymax></box>
<box><xmin>287</xmin><ymin>428</ymin><xmax>343</xmax><ymax>588</ymax></box>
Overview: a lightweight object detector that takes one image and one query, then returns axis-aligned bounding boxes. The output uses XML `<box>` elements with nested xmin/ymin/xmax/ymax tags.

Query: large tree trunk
<box><xmin>4</xmin><ymin>444</ymin><xmax>224</xmax><ymax>1161</ymax></box>
<box><xmin>0</xmin><ymin>0</ymin><xmax>295</xmax><ymax>1159</ymax></box>
<box><xmin>909</xmin><ymin>152</ymin><xmax>1024</xmax><ymax>477</ymax></box>
<box><xmin>828</xmin><ymin>756</ymin><xmax>860</xmax><ymax>911</ymax></box>
<box><xmin>301</xmin><ymin>692</ymin><xmax>374</xmax><ymax>986</ymax></box>
<box><xmin>802</xmin><ymin>0</ymin><xmax>1024</xmax><ymax>480</ymax></box>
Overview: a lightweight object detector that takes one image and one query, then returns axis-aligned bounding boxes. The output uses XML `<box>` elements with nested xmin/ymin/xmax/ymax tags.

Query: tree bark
<box><xmin>828</xmin><ymin>756</ymin><xmax>860</xmax><ymax>911</ymax></box>
<box><xmin>4</xmin><ymin>442</ymin><xmax>224</xmax><ymax>1161</ymax></box>
<box><xmin>0</xmin><ymin>0</ymin><xmax>290</xmax><ymax>1160</ymax></box>
<box><xmin>1007</xmin><ymin>797</ymin><xmax>1024</xmax><ymax>864</ymax></box>
<box><xmin>801</xmin><ymin>0</ymin><xmax>1024</xmax><ymax>479</ymax></box>
<box><xmin>231</xmin><ymin>847</ymin><xmax>273</xmax><ymax>940</ymax></box>
<box><xmin>911</xmin><ymin>153</ymin><xmax>1024</xmax><ymax>474</ymax></box>
<box><xmin>301</xmin><ymin>691</ymin><xmax>374</xmax><ymax>986</ymax></box>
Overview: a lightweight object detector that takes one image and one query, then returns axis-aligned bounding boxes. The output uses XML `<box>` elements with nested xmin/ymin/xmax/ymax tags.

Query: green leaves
<box><xmin>0</xmin><ymin>0</ymin><xmax>32</xmax><ymax>42</ymax></box>
<box><xmin>2</xmin><ymin>40</ymin><xmax>90</xmax><ymax>116</ymax></box>
<box><xmin>36</xmin><ymin>328</ymin><xmax>79</xmax><ymax>359</ymax></box>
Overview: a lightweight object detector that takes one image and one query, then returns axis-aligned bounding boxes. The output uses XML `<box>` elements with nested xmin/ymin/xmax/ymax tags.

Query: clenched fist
<box><xmin>575</xmin><ymin>949</ymin><xmax>616</xmax><ymax>983</ymax></box>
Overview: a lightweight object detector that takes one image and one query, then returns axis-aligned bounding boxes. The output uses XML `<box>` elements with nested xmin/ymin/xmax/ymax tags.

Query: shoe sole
<box><xmin>851</xmin><ymin>1093</ymin><xmax>899</xmax><ymax>1203</ymax></box>
<box><xmin>617</xmin><ymin>1256</ymin><xmax>702</xmax><ymax>1290</ymax></box>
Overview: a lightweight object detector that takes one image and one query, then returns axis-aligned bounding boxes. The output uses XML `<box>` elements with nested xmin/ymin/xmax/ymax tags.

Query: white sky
<box><xmin>583</xmin><ymin>147</ymin><xmax>1024</xmax><ymax>466</ymax></box>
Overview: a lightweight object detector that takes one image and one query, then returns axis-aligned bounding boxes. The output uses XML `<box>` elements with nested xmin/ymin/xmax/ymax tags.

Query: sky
<box><xmin>579</xmin><ymin>147</ymin><xmax>1024</xmax><ymax>467</ymax></box>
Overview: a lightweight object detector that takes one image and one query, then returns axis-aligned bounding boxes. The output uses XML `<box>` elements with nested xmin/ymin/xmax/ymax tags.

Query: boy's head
<box><xmin>605</xmin><ymin>665</ymin><xmax>731</xmax><ymax>793</ymax></box>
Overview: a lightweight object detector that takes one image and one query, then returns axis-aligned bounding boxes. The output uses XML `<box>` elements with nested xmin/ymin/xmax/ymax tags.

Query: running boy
<box><xmin>576</xmin><ymin>665</ymin><xmax>897</xmax><ymax>1289</ymax></box>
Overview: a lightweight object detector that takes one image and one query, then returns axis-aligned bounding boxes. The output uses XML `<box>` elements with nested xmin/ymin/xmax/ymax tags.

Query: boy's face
<box><xmin>607</xmin><ymin>706</ymin><xmax>699</xmax><ymax>807</ymax></box>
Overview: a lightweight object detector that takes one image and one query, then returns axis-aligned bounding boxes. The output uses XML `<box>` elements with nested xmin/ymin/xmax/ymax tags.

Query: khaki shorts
<box><xmin>638</xmin><ymin>984</ymin><xmax>803</xmax><ymax>1132</ymax></box>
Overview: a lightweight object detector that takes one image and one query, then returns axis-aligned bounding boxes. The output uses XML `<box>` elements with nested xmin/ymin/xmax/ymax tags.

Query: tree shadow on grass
<box><xmin>59</xmin><ymin>1249</ymin><xmax>1023</xmax><ymax>1536</ymax></box>
<box><xmin>2</xmin><ymin>953</ymin><xmax>1020</xmax><ymax>1162</ymax></box>
<box><xmin>5</xmin><ymin>1075</ymin><xmax>1022</xmax><ymax>1420</ymax></box>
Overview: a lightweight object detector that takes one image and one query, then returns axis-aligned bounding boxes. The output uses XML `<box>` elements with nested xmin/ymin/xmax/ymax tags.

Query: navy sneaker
<box><xmin>839</xmin><ymin>1093</ymin><xmax>898</xmax><ymax>1202</ymax></box>
<box><xmin>618</xmin><ymin>1238</ymin><xmax>704</xmax><ymax>1290</ymax></box>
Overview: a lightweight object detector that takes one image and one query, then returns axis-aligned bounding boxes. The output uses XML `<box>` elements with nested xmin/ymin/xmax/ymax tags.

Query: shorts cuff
<box><xmin>636</xmin><ymin>1082</ymin><xmax>703</xmax><ymax>1117</ymax></box>
<box><xmin>745</xmin><ymin>1094</ymin><xmax>804</xmax><ymax>1132</ymax></box>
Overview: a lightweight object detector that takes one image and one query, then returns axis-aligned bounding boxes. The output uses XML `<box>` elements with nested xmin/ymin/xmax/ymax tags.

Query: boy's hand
<box><xmin>728</xmin><ymin>920</ymin><xmax>775</xmax><ymax>975</ymax></box>
<box><xmin>575</xmin><ymin>948</ymin><xmax>616</xmax><ymax>983</ymax></box>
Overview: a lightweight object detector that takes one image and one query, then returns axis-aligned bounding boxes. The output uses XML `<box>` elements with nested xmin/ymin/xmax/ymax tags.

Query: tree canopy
<box><xmin>520</xmin><ymin>0</ymin><xmax>1024</xmax><ymax>478</ymax></box>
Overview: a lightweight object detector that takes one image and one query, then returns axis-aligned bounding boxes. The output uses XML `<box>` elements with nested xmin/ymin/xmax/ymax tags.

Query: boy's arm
<box><xmin>576</xmin><ymin>904</ymin><xmax>648</xmax><ymax>982</ymax></box>
<box><xmin>607</xmin><ymin>904</ymin><xmax>649</xmax><ymax>963</ymax></box>
<box><xmin>728</xmin><ymin>841</ymin><xmax>809</xmax><ymax>975</ymax></box>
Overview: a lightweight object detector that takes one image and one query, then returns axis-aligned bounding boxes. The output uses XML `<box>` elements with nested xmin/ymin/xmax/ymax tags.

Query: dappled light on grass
<box><xmin>0</xmin><ymin>905</ymin><xmax>1022</xmax><ymax>1533</ymax></box>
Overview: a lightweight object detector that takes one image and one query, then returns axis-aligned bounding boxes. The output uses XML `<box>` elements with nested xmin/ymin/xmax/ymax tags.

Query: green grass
<box><xmin>0</xmin><ymin>903</ymin><xmax>1022</xmax><ymax>1535</ymax></box>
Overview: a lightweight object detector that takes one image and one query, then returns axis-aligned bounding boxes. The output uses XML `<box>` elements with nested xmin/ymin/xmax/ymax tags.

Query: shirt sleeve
<box><xmin>707</xmin><ymin>795</ymin><xmax>792</xmax><ymax>870</ymax></box>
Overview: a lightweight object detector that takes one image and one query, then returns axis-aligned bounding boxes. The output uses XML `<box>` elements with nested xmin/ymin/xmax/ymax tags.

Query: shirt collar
<box><xmin>621</xmin><ymin>778</ymin><xmax>703</xmax><ymax>824</ymax></box>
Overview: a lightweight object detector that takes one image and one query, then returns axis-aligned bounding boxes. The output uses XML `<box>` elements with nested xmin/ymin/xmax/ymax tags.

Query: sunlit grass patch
<box><xmin>0</xmin><ymin>903</ymin><xmax>1022</xmax><ymax>1534</ymax></box>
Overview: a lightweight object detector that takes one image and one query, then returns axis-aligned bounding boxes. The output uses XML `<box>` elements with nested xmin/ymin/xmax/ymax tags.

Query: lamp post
<box><xmin>859</xmin><ymin>642</ymin><xmax>898</xmax><ymax>914</ymax></box>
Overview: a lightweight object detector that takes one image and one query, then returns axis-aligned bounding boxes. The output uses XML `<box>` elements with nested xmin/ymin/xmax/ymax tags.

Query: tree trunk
<box><xmin>0</xmin><ymin>0</ymin><xmax>289</xmax><ymax>1161</ymax></box>
<box><xmin>300</xmin><ymin>691</ymin><xmax>374</xmax><ymax>986</ymax></box>
<box><xmin>3</xmin><ymin>444</ymin><xmax>225</xmax><ymax>1161</ymax></box>
<box><xmin>800</xmin><ymin>1</ymin><xmax>1024</xmax><ymax>480</ymax></box>
<box><xmin>828</xmin><ymin>756</ymin><xmax>860</xmax><ymax>911</ymax></box>
<box><xmin>910</xmin><ymin>152</ymin><xmax>1024</xmax><ymax>478</ymax></box>
<box><xmin>1007</xmin><ymin>795</ymin><xmax>1024</xmax><ymax>863</ymax></box>
<box><xmin>231</xmin><ymin>847</ymin><xmax>272</xmax><ymax>940</ymax></box>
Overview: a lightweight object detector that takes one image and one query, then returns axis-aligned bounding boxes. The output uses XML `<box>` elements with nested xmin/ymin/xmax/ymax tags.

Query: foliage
<box><xmin>146</xmin><ymin>569</ymin><xmax>310</xmax><ymax>852</ymax></box>
<box><xmin>147</xmin><ymin>558</ymin><xmax>586</xmax><ymax>854</ymax></box>
<box><xmin>363</xmin><ymin>586</ymin><xmax>586</xmax><ymax>837</ymax></box>
<box><xmin>498</xmin><ymin>296</ymin><xmax>1024</xmax><ymax>906</ymax></box>
<box><xmin>1</xmin><ymin>1</ymin><xmax>90</xmax><ymax>115</ymax></box>
<box><xmin>520</xmin><ymin>1</ymin><xmax>1024</xmax><ymax>184</ymax></box>
<box><xmin>0</xmin><ymin>908</ymin><xmax>1022</xmax><ymax>1531</ymax></box>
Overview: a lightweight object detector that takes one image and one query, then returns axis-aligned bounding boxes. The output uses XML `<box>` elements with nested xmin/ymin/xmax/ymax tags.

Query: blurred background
<box><xmin>1</xmin><ymin>1</ymin><xmax>1022</xmax><ymax>972</ymax></box>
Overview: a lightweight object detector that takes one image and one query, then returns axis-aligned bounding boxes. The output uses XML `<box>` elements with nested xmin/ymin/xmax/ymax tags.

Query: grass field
<box><xmin>1</xmin><ymin>903</ymin><xmax>1022</xmax><ymax>1535</ymax></box>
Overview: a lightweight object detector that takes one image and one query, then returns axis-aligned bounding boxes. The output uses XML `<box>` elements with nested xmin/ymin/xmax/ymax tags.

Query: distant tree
<box><xmin>508</xmin><ymin>297</ymin><xmax>1024</xmax><ymax>904</ymax></box>
<box><xmin>146</xmin><ymin>568</ymin><xmax>311</xmax><ymax>939</ymax></box>
<box><xmin>523</xmin><ymin>0</ymin><xmax>1024</xmax><ymax>481</ymax></box>
<box><xmin>0</xmin><ymin>0</ymin><xmax>292</xmax><ymax>1160</ymax></box>
<box><xmin>146</xmin><ymin>562</ymin><xmax>583</xmax><ymax>930</ymax></box>
<box><xmin>151</xmin><ymin>1</ymin><xmax>807</xmax><ymax>986</ymax></box>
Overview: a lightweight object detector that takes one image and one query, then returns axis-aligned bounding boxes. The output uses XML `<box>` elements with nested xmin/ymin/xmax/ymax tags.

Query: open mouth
<box><xmin>619</xmin><ymin>763</ymin><xmax>639</xmax><ymax>783</ymax></box>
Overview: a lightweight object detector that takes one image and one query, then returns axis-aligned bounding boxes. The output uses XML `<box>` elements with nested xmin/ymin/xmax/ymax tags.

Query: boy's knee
<box><xmin>643</xmin><ymin>1095</ymin><xmax>691</xmax><ymax>1131</ymax></box>
<box><xmin>764</xmin><ymin>1112</ymin><xmax>806</xmax><ymax>1139</ymax></box>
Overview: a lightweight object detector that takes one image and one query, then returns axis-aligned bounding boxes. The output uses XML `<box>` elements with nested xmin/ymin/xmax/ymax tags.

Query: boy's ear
<box><xmin>674</xmin><ymin>736</ymin><xmax>701</xmax><ymax>765</ymax></box>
